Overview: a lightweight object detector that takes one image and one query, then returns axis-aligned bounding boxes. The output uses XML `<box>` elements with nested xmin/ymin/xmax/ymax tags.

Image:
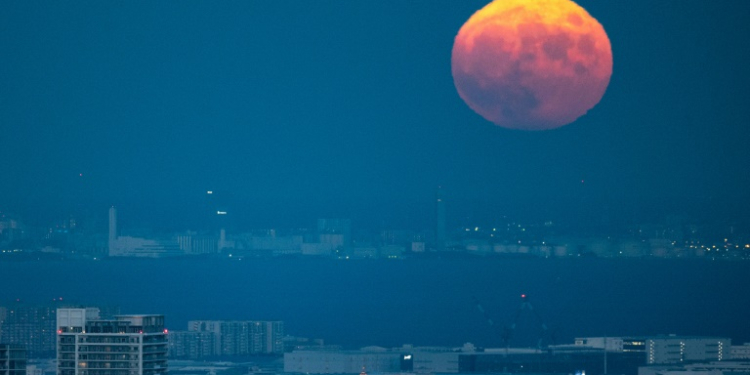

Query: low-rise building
<box><xmin>646</xmin><ymin>336</ymin><xmax>730</xmax><ymax>364</ymax></box>
<box><xmin>730</xmin><ymin>342</ymin><xmax>750</xmax><ymax>360</ymax></box>
<box><xmin>639</xmin><ymin>361</ymin><xmax>750</xmax><ymax>375</ymax></box>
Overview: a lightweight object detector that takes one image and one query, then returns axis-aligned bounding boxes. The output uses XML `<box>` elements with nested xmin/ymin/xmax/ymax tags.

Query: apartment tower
<box><xmin>57</xmin><ymin>308</ymin><xmax>167</xmax><ymax>375</ymax></box>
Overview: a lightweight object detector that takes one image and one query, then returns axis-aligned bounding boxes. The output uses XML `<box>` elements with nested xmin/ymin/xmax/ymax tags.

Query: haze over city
<box><xmin>1</xmin><ymin>0</ymin><xmax>749</xmax><ymax>229</ymax></box>
<box><xmin>1</xmin><ymin>1</ymin><xmax>750</xmax><ymax>375</ymax></box>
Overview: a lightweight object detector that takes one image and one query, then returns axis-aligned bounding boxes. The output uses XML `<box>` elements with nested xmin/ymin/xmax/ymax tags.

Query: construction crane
<box><xmin>472</xmin><ymin>294</ymin><xmax>556</xmax><ymax>353</ymax></box>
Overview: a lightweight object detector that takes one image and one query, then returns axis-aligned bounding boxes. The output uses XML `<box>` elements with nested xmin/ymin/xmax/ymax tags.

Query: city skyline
<box><xmin>2</xmin><ymin>2</ymin><xmax>750</xmax><ymax>373</ymax></box>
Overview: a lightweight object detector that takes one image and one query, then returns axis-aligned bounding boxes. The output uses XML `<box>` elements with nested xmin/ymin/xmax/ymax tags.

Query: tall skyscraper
<box><xmin>436</xmin><ymin>186</ymin><xmax>446</xmax><ymax>251</ymax></box>
<box><xmin>57</xmin><ymin>308</ymin><xmax>167</xmax><ymax>375</ymax></box>
<box><xmin>108</xmin><ymin>207</ymin><xmax>117</xmax><ymax>248</ymax></box>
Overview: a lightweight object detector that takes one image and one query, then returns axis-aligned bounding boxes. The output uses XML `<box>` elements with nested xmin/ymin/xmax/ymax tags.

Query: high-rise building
<box><xmin>435</xmin><ymin>186</ymin><xmax>446</xmax><ymax>251</ymax></box>
<box><xmin>251</xmin><ymin>321</ymin><xmax>284</xmax><ymax>355</ymax></box>
<box><xmin>185</xmin><ymin>320</ymin><xmax>284</xmax><ymax>357</ymax></box>
<box><xmin>108</xmin><ymin>207</ymin><xmax>117</xmax><ymax>245</ymax></box>
<box><xmin>0</xmin><ymin>344</ymin><xmax>26</xmax><ymax>375</ymax></box>
<box><xmin>57</xmin><ymin>308</ymin><xmax>167</xmax><ymax>375</ymax></box>
<box><xmin>0</xmin><ymin>304</ymin><xmax>120</xmax><ymax>359</ymax></box>
<box><xmin>0</xmin><ymin>304</ymin><xmax>58</xmax><ymax>357</ymax></box>
<box><xmin>167</xmin><ymin>331</ymin><xmax>216</xmax><ymax>359</ymax></box>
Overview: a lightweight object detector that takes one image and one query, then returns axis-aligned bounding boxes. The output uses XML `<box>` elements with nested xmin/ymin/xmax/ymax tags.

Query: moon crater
<box><xmin>452</xmin><ymin>0</ymin><xmax>613</xmax><ymax>130</ymax></box>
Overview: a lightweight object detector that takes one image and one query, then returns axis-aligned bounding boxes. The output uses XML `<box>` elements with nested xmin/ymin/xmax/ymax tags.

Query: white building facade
<box><xmin>56</xmin><ymin>308</ymin><xmax>168</xmax><ymax>375</ymax></box>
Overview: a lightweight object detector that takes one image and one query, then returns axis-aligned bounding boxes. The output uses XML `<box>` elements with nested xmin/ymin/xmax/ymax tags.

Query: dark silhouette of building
<box><xmin>0</xmin><ymin>344</ymin><xmax>26</xmax><ymax>375</ymax></box>
<box><xmin>0</xmin><ymin>303</ymin><xmax>58</xmax><ymax>357</ymax></box>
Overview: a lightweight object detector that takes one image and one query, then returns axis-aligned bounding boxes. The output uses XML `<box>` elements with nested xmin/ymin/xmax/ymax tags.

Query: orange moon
<box><xmin>452</xmin><ymin>0</ymin><xmax>613</xmax><ymax>130</ymax></box>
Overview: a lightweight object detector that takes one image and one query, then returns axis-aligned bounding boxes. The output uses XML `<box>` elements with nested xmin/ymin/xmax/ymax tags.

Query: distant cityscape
<box><xmin>2</xmin><ymin>304</ymin><xmax>750</xmax><ymax>375</ymax></box>
<box><xmin>1</xmin><ymin>190</ymin><xmax>749</xmax><ymax>260</ymax></box>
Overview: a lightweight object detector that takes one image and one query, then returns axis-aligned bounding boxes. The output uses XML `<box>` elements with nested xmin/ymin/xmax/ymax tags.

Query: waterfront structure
<box><xmin>56</xmin><ymin>308</ymin><xmax>167</xmax><ymax>375</ymax></box>
<box><xmin>176</xmin><ymin>232</ymin><xmax>218</xmax><ymax>255</ymax></box>
<box><xmin>107</xmin><ymin>207</ymin><xmax>182</xmax><ymax>258</ymax></box>
<box><xmin>109</xmin><ymin>236</ymin><xmax>183</xmax><ymax>258</ymax></box>
<box><xmin>0</xmin><ymin>344</ymin><xmax>26</xmax><ymax>375</ymax></box>
<box><xmin>317</xmin><ymin>218</ymin><xmax>351</xmax><ymax>249</ymax></box>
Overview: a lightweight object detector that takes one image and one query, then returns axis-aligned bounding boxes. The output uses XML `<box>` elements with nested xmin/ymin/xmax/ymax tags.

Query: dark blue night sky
<box><xmin>2</xmin><ymin>1</ymin><xmax>749</xmax><ymax>229</ymax></box>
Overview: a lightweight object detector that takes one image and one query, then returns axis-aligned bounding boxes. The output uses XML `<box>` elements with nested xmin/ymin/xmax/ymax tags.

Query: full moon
<box><xmin>452</xmin><ymin>0</ymin><xmax>613</xmax><ymax>130</ymax></box>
